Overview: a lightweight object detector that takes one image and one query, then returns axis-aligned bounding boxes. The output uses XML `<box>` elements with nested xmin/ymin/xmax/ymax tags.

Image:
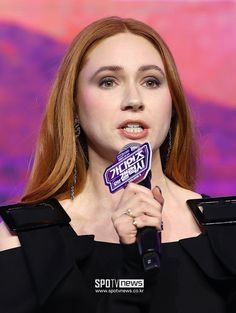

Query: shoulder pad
<box><xmin>0</xmin><ymin>198</ymin><xmax>71</xmax><ymax>232</ymax></box>
<box><xmin>187</xmin><ymin>195</ymin><xmax>236</xmax><ymax>226</ymax></box>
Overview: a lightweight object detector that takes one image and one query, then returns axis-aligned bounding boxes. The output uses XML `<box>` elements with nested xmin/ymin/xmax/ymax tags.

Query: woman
<box><xmin>0</xmin><ymin>16</ymin><xmax>235</xmax><ymax>313</ymax></box>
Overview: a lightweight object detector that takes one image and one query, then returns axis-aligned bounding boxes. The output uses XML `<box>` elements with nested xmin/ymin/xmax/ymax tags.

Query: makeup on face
<box><xmin>77</xmin><ymin>33</ymin><xmax>172</xmax><ymax>159</ymax></box>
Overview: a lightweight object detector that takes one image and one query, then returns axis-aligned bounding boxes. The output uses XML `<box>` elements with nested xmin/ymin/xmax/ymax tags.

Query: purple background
<box><xmin>0</xmin><ymin>2</ymin><xmax>235</xmax><ymax>205</ymax></box>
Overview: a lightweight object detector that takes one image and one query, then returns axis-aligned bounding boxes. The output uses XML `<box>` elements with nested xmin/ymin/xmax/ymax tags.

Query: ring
<box><xmin>125</xmin><ymin>208</ymin><xmax>135</xmax><ymax>218</ymax></box>
<box><xmin>132</xmin><ymin>218</ymin><xmax>138</xmax><ymax>227</ymax></box>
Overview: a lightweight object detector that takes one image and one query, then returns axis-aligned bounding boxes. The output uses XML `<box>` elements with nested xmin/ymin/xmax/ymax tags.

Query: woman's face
<box><xmin>77</xmin><ymin>32</ymin><xmax>172</xmax><ymax>162</ymax></box>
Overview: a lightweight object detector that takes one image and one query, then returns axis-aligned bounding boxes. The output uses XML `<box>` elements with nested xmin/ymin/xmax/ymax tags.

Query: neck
<box><xmin>75</xmin><ymin>149</ymin><xmax>122</xmax><ymax>214</ymax></box>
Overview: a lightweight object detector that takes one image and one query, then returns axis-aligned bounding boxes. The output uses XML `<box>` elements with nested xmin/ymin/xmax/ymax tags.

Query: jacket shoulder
<box><xmin>0</xmin><ymin>199</ymin><xmax>70</xmax><ymax>232</ymax></box>
<box><xmin>187</xmin><ymin>195</ymin><xmax>236</xmax><ymax>226</ymax></box>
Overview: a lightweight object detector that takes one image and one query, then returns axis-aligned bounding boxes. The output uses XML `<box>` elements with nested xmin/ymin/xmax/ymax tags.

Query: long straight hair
<box><xmin>21</xmin><ymin>16</ymin><xmax>197</xmax><ymax>203</ymax></box>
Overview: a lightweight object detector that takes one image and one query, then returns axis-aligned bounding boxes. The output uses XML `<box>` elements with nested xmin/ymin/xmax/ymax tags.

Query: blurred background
<box><xmin>0</xmin><ymin>0</ymin><xmax>235</xmax><ymax>205</ymax></box>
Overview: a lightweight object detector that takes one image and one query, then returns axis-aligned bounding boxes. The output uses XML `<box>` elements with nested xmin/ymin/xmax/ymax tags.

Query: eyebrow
<box><xmin>138</xmin><ymin>65</ymin><xmax>165</xmax><ymax>76</ymax></box>
<box><xmin>90</xmin><ymin>64</ymin><xmax>165</xmax><ymax>80</ymax></box>
<box><xmin>91</xmin><ymin>66</ymin><xmax>123</xmax><ymax>79</ymax></box>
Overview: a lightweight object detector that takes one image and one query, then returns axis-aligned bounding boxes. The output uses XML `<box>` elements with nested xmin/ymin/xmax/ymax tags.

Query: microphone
<box><xmin>136</xmin><ymin>169</ymin><xmax>161</xmax><ymax>271</ymax></box>
<box><xmin>104</xmin><ymin>142</ymin><xmax>161</xmax><ymax>271</ymax></box>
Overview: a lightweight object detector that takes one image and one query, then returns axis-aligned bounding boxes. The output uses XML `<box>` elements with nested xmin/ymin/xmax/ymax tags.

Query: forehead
<box><xmin>83</xmin><ymin>33</ymin><xmax>164</xmax><ymax>70</ymax></box>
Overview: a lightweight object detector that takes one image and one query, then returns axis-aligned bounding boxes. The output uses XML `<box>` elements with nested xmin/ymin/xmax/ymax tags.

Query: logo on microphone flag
<box><xmin>103</xmin><ymin>142</ymin><xmax>152</xmax><ymax>193</ymax></box>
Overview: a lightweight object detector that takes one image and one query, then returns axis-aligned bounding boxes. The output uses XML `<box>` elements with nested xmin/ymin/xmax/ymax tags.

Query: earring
<box><xmin>164</xmin><ymin>128</ymin><xmax>172</xmax><ymax>174</ymax></box>
<box><xmin>74</xmin><ymin>115</ymin><xmax>81</xmax><ymax>139</ymax></box>
<box><xmin>70</xmin><ymin>166</ymin><xmax>78</xmax><ymax>200</ymax></box>
<box><xmin>70</xmin><ymin>114</ymin><xmax>81</xmax><ymax>200</ymax></box>
<box><xmin>167</xmin><ymin>128</ymin><xmax>172</xmax><ymax>161</ymax></box>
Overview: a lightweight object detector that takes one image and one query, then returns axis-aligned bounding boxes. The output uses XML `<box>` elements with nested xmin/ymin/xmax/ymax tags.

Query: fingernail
<box><xmin>156</xmin><ymin>185</ymin><xmax>162</xmax><ymax>195</ymax></box>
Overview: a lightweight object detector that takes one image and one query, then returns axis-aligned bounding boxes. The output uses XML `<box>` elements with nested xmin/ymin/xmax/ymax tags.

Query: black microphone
<box><xmin>137</xmin><ymin>169</ymin><xmax>161</xmax><ymax>271</ymax></box>
<box><xmin>124</xmin><ymin>143</ymin><xmax>161</xmax><ymax>271</ymax></box>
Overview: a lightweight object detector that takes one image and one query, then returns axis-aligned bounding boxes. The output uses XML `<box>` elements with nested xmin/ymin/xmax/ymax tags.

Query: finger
<box><xmin>122</xmin><ymin>182</ymin><xmax>154</xmax><ymax>200</ymax></box>
<box><xmin>133</xmin><ymin>191</ymin><xmax>163</xmax><ymax>214</ymax></box>
<box><xmin>126</xmin><ymin>203</ymin><xmax>162</xmax><ymax>219</ymax></box>
<box><xmin>119</xmin><ymin>232</ymin><xmax>137</xmax><ymax>245</ymax></box>
<box><xmin>114</xmin><ymin>192</ymin><xmax>162</xmax><ymax>218</ymax></box>
<box><xmin>125</xmin><ymin>184</ymin><xmax>164</xmax><ymax>208</ymax></box>
<box><xmin>112</xmin><ymin>214</ymin><xmax>138</xmax><ymax>244</ymax></box>
<box><xmin>152</xmin><ymin>186</ymin><xmax>164</xmax><ymax>207</ymax></box>
<box><xmin>133</xmin><ymin>214</ymin><xmax>162</xmax><ymax>230</ymax></box>
<box><xmin>112</xmin><ymin>211</ymin><xmax>138</xmax><ymax>231</ymax></box>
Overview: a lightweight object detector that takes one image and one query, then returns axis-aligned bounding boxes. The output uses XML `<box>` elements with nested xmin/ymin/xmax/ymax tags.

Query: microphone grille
<box><xmin>121</xmin><ymin>142</ymin><xmax>140</xmax><ymax>152</ymax></box>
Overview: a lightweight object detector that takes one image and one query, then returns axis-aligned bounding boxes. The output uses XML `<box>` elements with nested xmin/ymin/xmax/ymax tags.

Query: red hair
<box><xmin>22</xmin><ymin>16</ymin><xmax>197</xmax><ymax>203</ymax></box>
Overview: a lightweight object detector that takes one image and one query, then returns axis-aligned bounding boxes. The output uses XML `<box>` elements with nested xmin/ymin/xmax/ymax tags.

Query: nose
<box><xmin>120</xmin><ymin>83</ymin><xmax>144</xmax><ymax>112</ymax></box>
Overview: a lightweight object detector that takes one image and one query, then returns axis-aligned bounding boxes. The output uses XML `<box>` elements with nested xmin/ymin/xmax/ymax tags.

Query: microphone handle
<box><xmin>137</xmin><ymin>171</ymin><xmax>161</xmax><ymax>271</ymax></box>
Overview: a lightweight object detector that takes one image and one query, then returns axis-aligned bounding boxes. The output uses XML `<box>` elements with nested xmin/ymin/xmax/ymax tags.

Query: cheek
<box><xmin>78</xmin><ymin>89</ymin><xmax>106</xmax><ymax>122</ymax></box>
<box><xmin>161</xmin><ymin>89</ymin><xmax>172</xmax><ymax>118</ymax></box>
<box><xmin>150</xmin><ymin>91</ymin><xmax>172</xmax><ymax>143</ymax></box>
<box><xmin>78</xmin><ymin>87</ymin><xmax>118</xmax><ymax>126</ymax></box>
<box><xmin>152</xmin><ymin>90</ymin><xmax>172</xmax><ymax>121</ymax></box>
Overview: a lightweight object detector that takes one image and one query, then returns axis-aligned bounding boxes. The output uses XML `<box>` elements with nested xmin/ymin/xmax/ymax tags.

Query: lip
<box><xmin>117</xmin><ymin>119</ymin><xmax>149</xmax><ymax>140</ymax></box>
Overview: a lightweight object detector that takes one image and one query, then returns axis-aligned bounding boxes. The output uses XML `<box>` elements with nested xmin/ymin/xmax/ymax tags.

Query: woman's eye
<box><xmin>99</xmin><ymin>78</ymin><xmax>117</xmax><ymax>88</ymax></box>
<box><xmin>143</xmin><ymin>78</ymin><xmax>161</xmax><ymax>88</ymax></box>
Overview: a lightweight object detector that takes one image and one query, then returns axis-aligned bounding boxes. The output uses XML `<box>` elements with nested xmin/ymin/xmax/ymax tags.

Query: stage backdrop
<box><xmin>0</xmin><ymin>0</ymin><xmax>235</xmax><ymax>204</ymax></box>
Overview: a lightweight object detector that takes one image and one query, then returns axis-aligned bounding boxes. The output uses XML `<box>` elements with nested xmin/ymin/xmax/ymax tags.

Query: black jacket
<box><xmin>0</xmin><ymin>198</ymin><xmax>157</xmax><ymax>313</ymax></box>
<box><xmin>0</xmin><ymin>197</ymin><xmax>236</xmax><ymax>313</ymax></box>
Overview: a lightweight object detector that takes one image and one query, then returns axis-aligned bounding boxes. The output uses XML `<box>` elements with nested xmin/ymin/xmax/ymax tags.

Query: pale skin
<box><xmin>0</xmin><ymin>33</ymin><xmax>202</xmax><ymax>251</ymax></box>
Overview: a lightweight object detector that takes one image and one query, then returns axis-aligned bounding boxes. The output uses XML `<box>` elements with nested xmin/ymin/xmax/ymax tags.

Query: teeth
<box><xmin>123</xmin><ymin>124</ymin><xmax>143</xmax><ymax>133</ymax></box>
<box><xmin>126</xmin><ymin>124</ymin><xmax>141</xmax><ymax>128</ymax></box>
<box><xmin>124</xmin><ymin>127</ymin><xmax>143</xmax><ymax>133</ymax></box>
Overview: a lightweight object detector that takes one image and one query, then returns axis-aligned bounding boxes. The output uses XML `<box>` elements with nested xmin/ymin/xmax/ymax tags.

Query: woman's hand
<box><xmin>111</xmin><ymin>183</ymin><xmax>164</xmax><ymax>244</ymax></box>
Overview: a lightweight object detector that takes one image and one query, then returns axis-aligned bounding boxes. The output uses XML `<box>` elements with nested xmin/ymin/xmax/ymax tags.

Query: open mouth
<box><xmin>122</xmin><ymin>123</ymin><xmax>144</xmax><ymax>133</ymax></box>
<box><xmin>118</xmin><ymin>120</ymin><xmax>149</xmax><ymax>139</ymax></box>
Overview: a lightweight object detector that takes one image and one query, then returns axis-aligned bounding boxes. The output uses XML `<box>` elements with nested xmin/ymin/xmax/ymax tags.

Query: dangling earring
<box><xmin>70</xmin><ymin>115</ymin><xmax>80</xmax><ymax>200</ymax></box>
<box><xmin>70</xmin><ymin>166</ymin><xmax>78</xmax><ymax>200</ymax></box>
<box><xmin>167</xmin><ymin>128</ymin><xmax>172</xmax><ymax>161</ymax></box>
<box><xmin>164</xmin><ymin>128</ymin><xmax>172</xmax><ymax>174</ymax></box>
<box><xmin>74</xmin><ymin>115</ymin><xmax>81</xmax><ymax>139</ymax></box>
